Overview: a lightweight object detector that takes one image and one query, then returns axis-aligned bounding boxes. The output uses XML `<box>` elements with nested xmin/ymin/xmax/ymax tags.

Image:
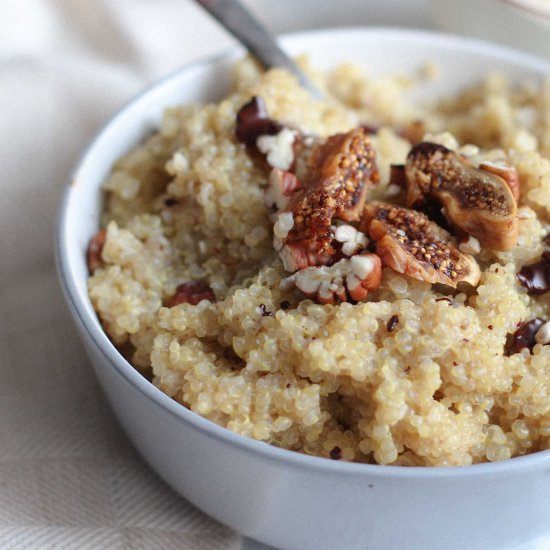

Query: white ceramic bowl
<box><xmin>56</xmin><ymin>28</ymin><xmax>550</xmax><ymax>550</ymax></box>
<box><xmin>430</xmin><ymin>0</ymin><xmax>550</xmax><ymax>60</ymax></box>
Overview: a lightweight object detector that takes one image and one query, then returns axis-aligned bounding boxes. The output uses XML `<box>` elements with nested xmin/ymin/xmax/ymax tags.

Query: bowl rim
<box><xmin>500</xmin><ymin>0</ymin><xmax>550</xmax><ymax>20</ymax></box>
<box><xmin>56</xmin><ymin>25</ymin><xmax>550</xmax><ymax>479</ymax></box>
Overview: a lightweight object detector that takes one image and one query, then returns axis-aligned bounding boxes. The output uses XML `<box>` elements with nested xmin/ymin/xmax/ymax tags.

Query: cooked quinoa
<box><xmin>88</xmin><ymin>57</ymin><xmax>550</xmax><ymax>466</ymax></box>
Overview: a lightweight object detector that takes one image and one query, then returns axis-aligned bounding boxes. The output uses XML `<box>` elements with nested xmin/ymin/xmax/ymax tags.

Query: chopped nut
<box><xmin>265</xmin><ymin>169</ymin><xmax>301</xmax><ymax>210</ymax></box>
<box><xmin>278</xmin><ymin>128</ymin><xmax>379</xmax><ymax>272</ymax></box>
<box><xmin>283</xmin><ymin>253</ymin><xmax>382</xmax><ymax>304</ymax></box>
<box><xmin>273</xmin><ymin>212</ymin><xmax>295</xmax><ymax>240</ymax></box>
<box><xmin>535</xmin><ymin>321</ymin><xmax>550</xmax><ymax>345</ymax></box>
<box><xmin>166</xmin><ymin>281</ymin><xmax>215</xmax><ymax>307</ymax></box>
<box><xmin>334</xmin><ymin>224</ymin><xmax>368</xmax><ymax>256</ymax></box>
<box><xmin>235</xmin><ymin>96</ymin><xmax>281</xmax><ymax>146</ymax></box>
<box><xmin>257</xmin><ymin>128</ymin><xmax>296</xmax><ymax>170</ymax></box>
<box><xmin>87</xmin><ymin>229</ymin><xmax>107</xmax><ymax>273</ymax></box>
<box><xmin>405</xmin><ymin>142</ymin><xmax>518</xmax><ymax>251</ymax></box>
<box><xmin>361</xmin><ymin>203</ymin><xmax>481</xmax><ymax>288</ymax></box>
<box><xmin>517</xmin><ymin>251</ymin><xmax>550</xmax><ymax>295</ymax></box>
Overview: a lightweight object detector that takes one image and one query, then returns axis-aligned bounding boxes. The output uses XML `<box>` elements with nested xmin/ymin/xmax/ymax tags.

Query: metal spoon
<box><xmin>195</xmin><ymin>0</ymin><xmax>321</xmax><ymax>98</ymax></box>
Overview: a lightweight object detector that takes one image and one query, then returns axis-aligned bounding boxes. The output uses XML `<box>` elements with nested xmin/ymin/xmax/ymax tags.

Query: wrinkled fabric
<box><xmin>0</xmin><ymin>1</ymin><xmax>429</xmax><ymax>548</ymax></box>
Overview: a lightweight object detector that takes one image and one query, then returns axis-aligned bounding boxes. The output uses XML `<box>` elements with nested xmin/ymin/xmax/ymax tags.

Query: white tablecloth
<box><xmin>0</xmin><ymin>1</ymin><xmax>434</xmax><ymax>548</ymax></box>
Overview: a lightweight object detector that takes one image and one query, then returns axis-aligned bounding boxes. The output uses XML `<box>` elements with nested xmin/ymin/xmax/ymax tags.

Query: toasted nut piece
<box><xmin>278</xmin><ymin>241</ymin><xmax>333</xmax><ymax>272</ymax></box>
<box><xmin>361</xmin><ymin>203</ymin><xmax>481</xmax><ymax>288</ymax></box>
<box><xmin>282</xmin><ymin>253</ymin><xmax>382</xmax><ymax>304</ymax></box>
<box><xmin>333</xmin><ymin>224</ymin><xmax>369</xmax><ymax>256</ymax></box>
<box><xmin>405</xmin><ymin>142</ymin><xmax>518</xmax><ymax>251</ymax></box>
<box><xmin>278</xmin><ymin>128</ymin><xmax>379</xmax><ymax>272</ymax></box>
<box><xmin>265</xmin><ymin>169</ymin><xmax>301</xmax><ymax>210</ymax></box>
<box><xmin>479</xmin><ymin>160</ymin><xmax>520</xmax><ymax>202</ymax></box>
<box><xmin>166</xmin><ymin>281</ymin><xmax>215</xmax><ymax>307</ymax></box>
<box><xmin>87</xmin><ymin>229</ymin><xmax>107</xmax><ymax>273</ymax></box>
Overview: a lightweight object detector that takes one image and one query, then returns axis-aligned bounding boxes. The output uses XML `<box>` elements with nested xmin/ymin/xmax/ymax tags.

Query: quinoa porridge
<box><xmin>87</xmin><ymin>57</ymin><xmax>550</xmax><ymax>467</ymax></box>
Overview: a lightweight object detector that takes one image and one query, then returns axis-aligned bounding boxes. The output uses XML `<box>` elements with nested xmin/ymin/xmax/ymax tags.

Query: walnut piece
<box><xmin>361</xmin><ymin>203</ymin><xmax>481</xmax><ymax>288</ymax></box>
<box><xmin>87</xmin><ymin>229</ymin><xmax>107</xmax><ymax>273</ymax></box>
<box><xmin>166</xmin><ymin>281</ymin><xmax>215</xmax><ymax>307</ymax></box>
<box><xmin>404</xmin><ymin>142</ymin><xmax>518</xmax><ymax>251</ymax></box>
<box><xmin>265</xmin><ymin>169</ymin><xmax>301</xmax><ymax>211</ymax></box>
<box><xmin>333</xmin><ymin>224</ymin><xmax>368</xmax><ymax>256</ymax></box>
<box><xmin>278</xmin><ymin>128</ymin><xmax>379</xmax><ymax>272</ymax></box>
<box><xmin>282</xmin><ymin>253</ymin><xmax>382</xmax><ymax>304</ymax></box>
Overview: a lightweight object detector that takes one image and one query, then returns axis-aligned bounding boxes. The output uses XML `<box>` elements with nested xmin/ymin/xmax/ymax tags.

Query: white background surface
<box><xmin>0</xmin><ymin>1</ymin><xmax>483</xmax><ymax>548</ymax></box>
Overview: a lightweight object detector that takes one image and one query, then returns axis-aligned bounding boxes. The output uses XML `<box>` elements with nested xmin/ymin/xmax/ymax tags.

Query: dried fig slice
<box><xmin>405</xmin><ymin>142</ymin><xmax>518</xmax><ymax>251</ymax></box>
<box><xmin>478</xmin><ymin>160</ymin><xmax>520</xmax><ymax>202</ymax></box>
<box><xmin>305</xmin><ymin>127</ymin><xmax>379</xmax><ymax>221</ymax></box>
<box><xmin>361</xmin><ymin>203</ymin><xmax>481</xmax><ymax>288</ymax></box>
<box><xmin>278</xmin><ymin>128</ymin><xmax>379</xmax><ymax>272</ymax></box>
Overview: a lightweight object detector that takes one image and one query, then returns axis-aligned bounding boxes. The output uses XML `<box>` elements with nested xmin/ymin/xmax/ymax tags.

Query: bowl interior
<box><xmin>58</xmin><ymin>27</ymin><xmax>550</xmax><ymax>474</ymax></box>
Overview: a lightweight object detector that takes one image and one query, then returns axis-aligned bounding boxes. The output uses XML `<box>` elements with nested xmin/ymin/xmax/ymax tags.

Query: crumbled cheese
<box><xmin>535</xmin><ymin>322</ymin><xmax>550</xmax><ymax>346</ymax></box>
<box><xmin>334</xmin><ymin>224</ymin><xmax>368</xmax><ymax>256</ymax></box>
<box><xmin>273</xmin><ymin>212</ymin><xmax>294</xmax><ymax>240</ymax></box>
<box><xmin>459</xmin><ymin>235</ymin><xmax>481</xmax><ymax>255</ymax></box>
<box><xmin>257</xmin><ymin>128</ymin><xmax>295</xmax><ymax>170</ymax></box>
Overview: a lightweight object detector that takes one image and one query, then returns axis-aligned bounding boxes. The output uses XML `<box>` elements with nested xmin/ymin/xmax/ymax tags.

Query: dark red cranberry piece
<box><xmin>235</xmin><ymin>96</ymin><xmax>282</xmax><ymax>147</ymax></box>
<box><xmin>258</xmin><ymin>303</ymin><xmax>273</xmax><ymax>317</ymax></box>
<box><xmin>330</xmin><ymin>446</ymin><xmax>342</xmax><ymax>460</ymax></box>
<box><xmin>517</xmin><ymin>252</ymin><xmax>550</xmax><ymax>295</ymax></box>
<box><xmin>505</xmin><ymin>318</ymin><xmax>545</xmax><ymax>356</ymax></box>
<box><xmin>387</xmin><ymin>314</ymin><xmax>399</xmax><ymax>332</ymax></box>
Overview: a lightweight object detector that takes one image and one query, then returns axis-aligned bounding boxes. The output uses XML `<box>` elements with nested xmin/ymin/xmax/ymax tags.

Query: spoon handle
<box><xmin>195</xmin><ymin>0</ymin><xmax>321</xmax><ymax>98</ymax></box>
